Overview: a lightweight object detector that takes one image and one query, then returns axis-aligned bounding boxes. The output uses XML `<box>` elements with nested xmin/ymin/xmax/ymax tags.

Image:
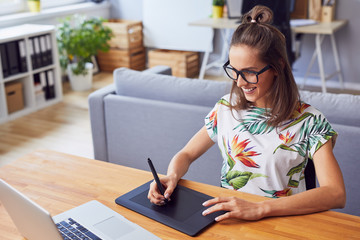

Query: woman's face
<box><xmin>228</xmin><ymin>44</ymin><xmax>276</xmax><ymax>108</ymax></box>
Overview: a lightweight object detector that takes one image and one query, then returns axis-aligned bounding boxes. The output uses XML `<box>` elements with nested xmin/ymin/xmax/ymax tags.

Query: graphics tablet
<box><xmin>115</xmin><ymin>181</ymin><xmax>226</xmax><ymax>236</ymax></box>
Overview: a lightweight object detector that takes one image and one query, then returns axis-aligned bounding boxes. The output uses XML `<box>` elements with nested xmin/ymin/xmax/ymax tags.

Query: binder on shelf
<box><xmin>45</xmin><ymin>34</ymin><xmax>53</xmax><ymax>65</ymax></box>
<box><xmin>33</xmin><ymin>72</ymin><xmax>45</xmax><ymax>104</ymax></box>
<box><xmin>0</xmin><ymin>43</ymin><xmax>9</xmax><ymax>78</ymax></box>
<box><xmin>18</xmin><ymin>40</ymin><xmax>27</xmax><ymax>73</ymax></box>
<box><xmin>39</xmin><ymin>35</ymin><xmax>48</xmax><ymax>66</ymax></box>
<box><xmin>29</xmin><ymin>38</ymin><xmax>36</xmax><ymax>70</ymax></box>
<box><xmin>32</xmin><ymin>37</ymin><xmax>42</xmax><ymax>69</ymax></box>
<box><xmin>46</xmin><ymin>70</ymin><xmax>55</xmax><ymax>99</ymax></box>
<box><xmin>39</xmin><ymin>71</ymin><xmax>49</xmax><ymax>99</ymax></box>
<box><xmin>33</xmin><ymin>72</ymin><xmax>40</xmax><ymax>85</ymax></box>
<box><xmin>7</xmin><ymin>41</ymin><xmax>20</xmax><ymax>75</ymax></box>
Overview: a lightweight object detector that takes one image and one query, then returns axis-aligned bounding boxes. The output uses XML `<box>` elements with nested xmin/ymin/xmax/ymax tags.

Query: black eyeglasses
<box><xmin>223</xmin><ymin>60</ymin><xmax>271</xmax><ymax>84</ymax></box>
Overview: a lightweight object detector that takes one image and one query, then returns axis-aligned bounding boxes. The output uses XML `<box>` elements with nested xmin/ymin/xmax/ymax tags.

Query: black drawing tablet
<box><xmin>115</xmin><ymin>180</ymin><xmax>226</xmax><ymax>236</ymax></box>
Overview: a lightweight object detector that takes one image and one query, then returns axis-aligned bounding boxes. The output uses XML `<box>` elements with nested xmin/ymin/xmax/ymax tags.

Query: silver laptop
<box><xmin>0</xmin><ymin>179</ymin><xmax>160</xmax><ymax>240</ymax></box>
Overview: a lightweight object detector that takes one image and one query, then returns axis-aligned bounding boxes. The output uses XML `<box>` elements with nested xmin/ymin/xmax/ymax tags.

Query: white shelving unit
<box><xmin>0</xmin><ymin>24</ymin><xmax>62</xmax><ymax>124</ymax></box>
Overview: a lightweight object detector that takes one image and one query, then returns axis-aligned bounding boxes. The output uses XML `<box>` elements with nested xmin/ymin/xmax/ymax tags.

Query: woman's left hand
<box><xmin>202</xmin><ymin>197</ymin><xmax>267</xmax><ymax>221</ymax></box>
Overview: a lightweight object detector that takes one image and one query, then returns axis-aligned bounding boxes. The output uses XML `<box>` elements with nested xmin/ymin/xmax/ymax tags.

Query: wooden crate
<box><xmin>97</xmin><ymin>46</ymin><xmax>146</xmax><ymax>72</ymax></box>
<box><xmin>148</xmin><ymin>49</ymin><xmax>199</xmax><ymax>78</ymax></box>
<box><xmin>104</xmin><ymin>20</ymin><xmax>143</xmax><ymax>49</ymax></box>
<box><xmin>5</xmin><ymin>81</ymin><xmax>24</xmax><ymax>114</ymax></box>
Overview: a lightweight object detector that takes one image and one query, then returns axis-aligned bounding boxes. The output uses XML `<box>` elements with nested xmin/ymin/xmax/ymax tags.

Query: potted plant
<box><xmin>27</xmin><ymin>0</ymin><xmax>41</xmax><ymax>12</ymax></box>
<box><xmin>56</xmin><ymin>15</ymin><xmax>113</xmax><ymax>91</ymax></box>
<box><xmin>212</xmin><ymin>0</ymin><xmax>225</xmax><ymax>19</ymax></box>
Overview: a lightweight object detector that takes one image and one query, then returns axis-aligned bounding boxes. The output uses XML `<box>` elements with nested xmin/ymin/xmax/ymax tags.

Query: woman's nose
<box><xmin>236</xmin><ymin>76</ymin><xmax>247</xmax><ymax>88</ymax></box>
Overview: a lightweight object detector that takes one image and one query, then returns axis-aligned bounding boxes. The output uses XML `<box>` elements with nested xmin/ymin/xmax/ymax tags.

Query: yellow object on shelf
<box><xmin>212</xmin><ymin>6</ymin><xmax>224</xmax><ymax>19</ymax></box>
<box><xmin>27</xmin><ymin>0</ymin><xmax>41</xmax><ymax>13</ymax></box>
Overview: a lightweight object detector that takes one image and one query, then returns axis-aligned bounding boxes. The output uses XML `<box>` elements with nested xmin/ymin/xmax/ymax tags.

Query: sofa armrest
<box><xmin>88</xmin><ymin>84</ymin><xmax>116</xmax><ymax>161</ymax></box>
<box><xmin>88</xmin><ymin>66</ymin><xmax>173</xmax><ymax>161</ymax></box>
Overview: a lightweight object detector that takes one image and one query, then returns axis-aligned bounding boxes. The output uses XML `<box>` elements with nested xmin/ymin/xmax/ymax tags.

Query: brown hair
<box><xmin>229</xmin><ymin>5</ymin><xmax>299</xmax><ymax>127</ymax></box>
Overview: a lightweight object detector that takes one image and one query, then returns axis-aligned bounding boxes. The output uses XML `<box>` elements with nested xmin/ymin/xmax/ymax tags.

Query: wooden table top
<box><xmin>291</xmin><ymin>20</ymin><xmax>348</xmax><ymax>35</ymax></box>
<box><xmin>0</xmin><ymin>150</ymin><xmax>359</xmax><ymax>239</ymax></box>
<box><xmin>189</xmin><ymin>18</ymin><xmax>348</xmax><ymax>36</ymax></box>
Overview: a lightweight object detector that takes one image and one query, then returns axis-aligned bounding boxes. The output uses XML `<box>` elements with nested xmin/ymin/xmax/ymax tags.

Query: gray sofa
<box><xmin>89</xmin><ymin>66</ymin><xmax>360</xmax><ymax>216</ymax></box>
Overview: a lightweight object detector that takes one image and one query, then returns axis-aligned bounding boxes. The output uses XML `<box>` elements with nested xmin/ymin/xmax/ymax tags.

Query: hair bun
<box><xmin>242</xmin><ymin>5</ymin><xmax>273</xmax><ymax>24</ymax></box>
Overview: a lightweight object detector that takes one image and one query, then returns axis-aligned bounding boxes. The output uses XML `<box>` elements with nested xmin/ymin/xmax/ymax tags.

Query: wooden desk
<box><xmin>292</xmin><ymin>20</ymin><xmax>348</xmax><ymax>93</ymax></box>
<box><xmin>1</xmin><ymin>150</ymin><xmax>359</xmax><ymax>239</ymax></box>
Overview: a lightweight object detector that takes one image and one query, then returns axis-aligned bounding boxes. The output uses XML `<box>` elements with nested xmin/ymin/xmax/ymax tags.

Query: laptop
<box><xmin>0</xmin><ymin>179</ymin><xmax>160</xmax><ymax>240</ymax></box>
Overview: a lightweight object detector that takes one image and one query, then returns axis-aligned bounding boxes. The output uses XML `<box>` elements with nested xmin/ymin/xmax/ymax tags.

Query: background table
<box><xmin>0</xmin><ymin>150</ymin><xmax>359</xmax><ymax>239</ymax></box>
<box><xmin>292</xmin><ymin>20</ymin><xmax>348</xmax><ymax>93</ymax></box>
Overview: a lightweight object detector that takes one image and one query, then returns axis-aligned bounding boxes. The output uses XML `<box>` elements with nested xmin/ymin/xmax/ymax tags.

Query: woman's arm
<box><xmin>203</xmin><ymin>140</ymin><xmax>346</xmax><ymax>221</ymax></box>
<box><xmin>148</xmin><ymin>126</ymin><xmax>215</xmax><ymax>205</ymax></box>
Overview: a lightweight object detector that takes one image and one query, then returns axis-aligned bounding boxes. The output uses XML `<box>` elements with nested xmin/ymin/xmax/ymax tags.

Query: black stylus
<box><xmin>148</xmin><ymin>158</ymin><xmax>168</xmax><ymax>203</ymax></box>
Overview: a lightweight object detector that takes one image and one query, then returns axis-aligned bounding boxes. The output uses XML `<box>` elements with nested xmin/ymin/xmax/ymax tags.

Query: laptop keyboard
<box><xmin>56</xmin><ymin>218</ymin><xmax>102</xmax><ymax>240</ymax></box>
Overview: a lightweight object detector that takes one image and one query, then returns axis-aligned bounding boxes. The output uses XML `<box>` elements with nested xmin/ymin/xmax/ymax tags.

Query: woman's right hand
<box><xmin>147</xmin><ymin>175</ymin><xmax>178</xmax><ymax>205</ymax></box>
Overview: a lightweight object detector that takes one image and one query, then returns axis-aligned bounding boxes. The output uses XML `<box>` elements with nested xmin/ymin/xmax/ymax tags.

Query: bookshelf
<box><xmin>0</xmin><ymin>24</ymin><xmax>62</xmax><ymax>124</ymax></box>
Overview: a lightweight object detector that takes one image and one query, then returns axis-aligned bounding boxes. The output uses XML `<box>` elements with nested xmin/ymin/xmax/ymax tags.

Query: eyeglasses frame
<box><xmin>223</xmin><ymin>60</ymin><xmax>271</xmax><ymax>84</ymax></box>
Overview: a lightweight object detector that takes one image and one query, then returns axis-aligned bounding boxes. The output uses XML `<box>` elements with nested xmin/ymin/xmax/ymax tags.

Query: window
<box><xmin>0</xmin><ymin>0</ymin><xmax>25</xmax><ymax>15</ymax></box>
<box><xmin>0</xmin><ymin>0</ymin><xmax>86</xmax><ymax>15</ymax></box>
<box><xmin>41</xmin><ymin>0</ymin><xmax>86</xmax><ymax>9</ymax></box>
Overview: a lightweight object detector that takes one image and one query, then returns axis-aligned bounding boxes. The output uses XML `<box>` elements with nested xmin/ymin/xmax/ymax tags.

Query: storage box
<box><xmin>97</xmin><ymin>46</ymin><xmax>146</xmax><ymax>72</ymax></box>
<box><xmin>5</xmin><ymin>81</ymin><xmax>24</xmax><ymax>114</ymax></box>
<box><xmin>148</xmin><ymin>49</ymin><xmax>199</xmax><ymax>78</ymax></box>
<box><xmin>321</xmin><ymin>5</ymin><xmax>335</xmax><ymax>22</ymax></box>
<box><xmin>104</xmin><ymin>20</ymin><xmax>143</xmax><ymax>49</ymax></box>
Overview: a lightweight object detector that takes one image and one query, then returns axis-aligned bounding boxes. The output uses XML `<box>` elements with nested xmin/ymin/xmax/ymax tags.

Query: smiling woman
<box><xmin>147</xmin><ymin>5</ymin><xmax>346</xmax><ymax>222</ymax></box>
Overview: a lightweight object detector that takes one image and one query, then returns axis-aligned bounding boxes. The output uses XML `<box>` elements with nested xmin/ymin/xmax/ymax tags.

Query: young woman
<box><xmin>148</xmin><ymin>5</ymin><xmax>345</xmax><ymax>221</ymax></box>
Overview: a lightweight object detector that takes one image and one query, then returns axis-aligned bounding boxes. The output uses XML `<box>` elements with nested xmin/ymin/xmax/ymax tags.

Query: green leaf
<box><xmin>56</xmin><ymin>14</ymin><xmax>113</xmax><ymax>75</ymax></box>
<box><xmin>282</xmin><ymin>112</ymin><xmax>314</xmax><ymax>132</ymax></box>
<box><xmin>218</xmin><ymin>99</ymin><xmax>230</xmax><ymax>106</ymax></box>
<box><xmin>286</xmin><ymin>160</ymin><xmax>306</xmax><ymax>176</ymax></box>
<box><xmin>249</xmin><ymin>173</ymin><xmax>268</xmax><ymax>180</ymax></box>
<box><xmin>229</xmin><ymin>175</ymin><xmax>251</xmax><ymax>190</ymax></box>
<box><xmin>226</xmin><ymin>170</ymin><xmax>252</xmax><ymax>181</ymax></box>
<box><xmin>288</xmin><ymin>179</ymin><xmax>299</xmax><ymax>188</ymax></box>
<box><xmin>273</xmin><ymin>144</ymin><xmax>297</xmax><ymax>154</ymax></box>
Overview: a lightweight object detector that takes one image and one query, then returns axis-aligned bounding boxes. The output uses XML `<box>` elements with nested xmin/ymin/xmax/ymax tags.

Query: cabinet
<box><xmin>0</xmin><ymin>24</ymin><xmax>62</xmax><ymax>124</ymax></box>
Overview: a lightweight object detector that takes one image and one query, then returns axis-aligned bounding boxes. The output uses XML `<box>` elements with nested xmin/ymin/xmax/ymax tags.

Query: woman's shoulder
<box><xmin>215</xmin><ymin>94</ymin><xmax>231</xmax><ymax>106</ymax></box>
<box><xmin>292</xmin><ymin>101</ymin><xmax>327</xmax><ymax>119</ymax></box>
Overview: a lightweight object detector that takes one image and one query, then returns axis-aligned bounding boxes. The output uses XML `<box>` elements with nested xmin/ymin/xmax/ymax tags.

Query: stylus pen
<box><xmin>148</xmin><ymin>158</ymin><xmax>168</xmax><ymax>203</ymax></box>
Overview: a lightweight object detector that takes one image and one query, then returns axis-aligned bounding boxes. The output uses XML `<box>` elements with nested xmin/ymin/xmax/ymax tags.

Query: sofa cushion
<box><xmin>104</xmin><ymin>94</ymin><xmax>222</xmax><ymax>186</ymax></box>
<box><xmin>300</xmin><ymin>91</ymin><xmax>360</xmax><ymax>127</ymax></box>
<box><xmin>114</xmin><ymin>68</ymin><xmax>232</xmax><ymax>108</ymax></box>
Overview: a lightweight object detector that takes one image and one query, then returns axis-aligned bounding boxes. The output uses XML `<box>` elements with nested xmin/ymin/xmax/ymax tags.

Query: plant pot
<box><xmin>67</xmin><ymin>62</ymin><xmax>93</xmax><ymax>91</ymax></box>
<box><xmin>212</xmin><ymin>6</ymin><xmax>224</xmax><ymax>18</ymax></box>
<box><xmin>28</xmin><ymin>1</ymin><xmax>41</xmax><ymax>13</ymax></box>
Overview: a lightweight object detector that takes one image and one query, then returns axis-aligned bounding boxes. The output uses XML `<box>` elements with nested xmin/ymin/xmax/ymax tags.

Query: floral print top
<box><xmin>205</xmin><ymin>94</ymin><xmax>337</xmax><ymax>198</ymax></box>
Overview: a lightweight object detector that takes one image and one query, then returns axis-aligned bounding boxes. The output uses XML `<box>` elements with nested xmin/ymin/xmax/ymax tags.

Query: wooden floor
<box><xmin>0</xmin><ymin>72</ymin><xmax>114</xmax><ymax>167</ymax></box>
<box><xmin>1</xmin><ymin>71</ymin><xmax>359</xmax><ymax>167</ymax></box>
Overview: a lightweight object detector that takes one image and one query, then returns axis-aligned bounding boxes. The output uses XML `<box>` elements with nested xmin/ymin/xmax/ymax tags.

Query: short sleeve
<box><xmin>307</xmin><ymin>114</ymin><xmax>338</xmax><ymax>160</ymax></box>
<box><xmin>205</xmin><ymin>102</ymin><xmax>220</xmax><ymax>142</ymax></box>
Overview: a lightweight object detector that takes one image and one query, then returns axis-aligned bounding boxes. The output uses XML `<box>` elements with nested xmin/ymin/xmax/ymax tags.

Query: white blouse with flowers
<box><xmin>205</xmin><ymin>94</ymin><xmax>337</xmax><ymax>198</ymax></box>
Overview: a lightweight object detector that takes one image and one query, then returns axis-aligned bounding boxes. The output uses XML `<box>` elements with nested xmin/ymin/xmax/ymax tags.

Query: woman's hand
<box><xmin>147</xmin><ymin>175</ymin><xmax>178</xmax><ymax>205</ymax></box>
<box><xmin>202</xmin><ymin>197</ymin><xmax>267</xmax><ymax>221</ymax></box>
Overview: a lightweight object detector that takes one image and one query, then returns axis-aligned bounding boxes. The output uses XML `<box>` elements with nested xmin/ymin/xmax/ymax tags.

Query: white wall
<box><xmin>292</xmin><ymin>0</ymin><xmax>360</xmax><ymax>88</ymax></box>
<box><xmin>109</xmin><ymin>0</ymin><xmax>359</xmax><ymax>88</ymax></box>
